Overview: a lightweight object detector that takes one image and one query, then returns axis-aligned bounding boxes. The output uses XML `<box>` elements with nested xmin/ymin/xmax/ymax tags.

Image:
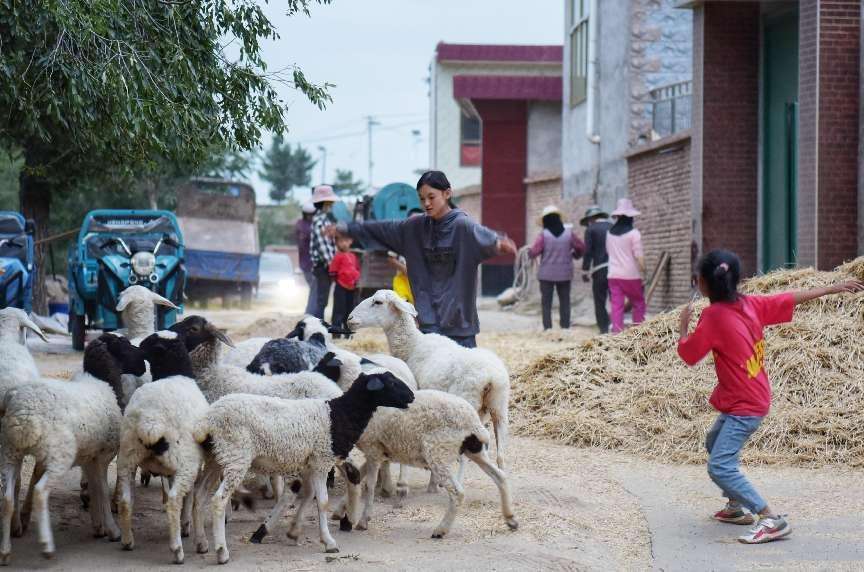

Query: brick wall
<box><xmin>454</xmin><ymin>184</ymin><xmax>482</xmax><ymax>223</ymax></box>
<box><xmin>798</xmin><ymin>0</ymin><xmax>819</xmax><ymax>266</ymax></box>
<box><xmin>628</xmin><ymin>133</ymin><xmax>693</xmax><ymax>312</ymax></box>
<box><xmin>817</xmin><ymin>0</ymin><xmax>860</xmax><ymax>268</ymax></box>
<box><xmin>700</xmin><ymin>2</ymin><xmax>760</xmax><ymax>276</ymax></box>
<box><xmin>524</xmin><ymin>176</ymin><xmax>563</xmax><ymax>244</ymax></box>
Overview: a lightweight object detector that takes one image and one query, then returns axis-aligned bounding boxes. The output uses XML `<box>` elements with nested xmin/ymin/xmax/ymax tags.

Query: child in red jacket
<box><xmin>329</xmin><ymin>235</ymin><xmax>361</xmax><ymax>336</ymax></box>
<box><xmin>678</xmin><ymin>249</ymin><xmax>862</xmax><ymax>544</ymax></box>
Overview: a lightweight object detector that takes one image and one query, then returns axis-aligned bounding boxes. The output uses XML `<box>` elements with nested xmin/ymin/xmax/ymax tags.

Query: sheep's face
<box><xmin>347</xmin><ymin>290</ymin><xmax>416</xmax><ymax>330</ymax></box>
<box><xmin>286</xmin><ymin>317</ymin><xmax>332</xmax><ymax>344</ymax></box>
<box><xmin>116</xmin><ymin>285</ymin><xmax>178</xmax><ymax>312</ymax></box>
<box><xmin>140</xmin><ymin>331</ymin><xmax>193</xmax><ymax>380</ymax></box>
<box><xmin>358</xmin><ymin>371</ymin><xmax>414</xmax><ymax>409</ymax></box>
<box><xmin>0</xmin><ymin>308</ymin><xmax>49</xmax><ymax>343</ymax></box>
<box><xmin>313</xmin><ymin>351</ymin><xmax>343</xmax><ymax>384</ymax></box>
<box><xmin>169</xmin><ymin>315</ymin><xmax>234</xmax><ymax>352</ymax></box>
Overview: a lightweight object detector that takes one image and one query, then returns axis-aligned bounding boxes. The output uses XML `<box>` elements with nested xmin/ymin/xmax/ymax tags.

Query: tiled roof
<box><xmin>453</xmin><ymin>75</ymin><xmax>563</xmax><ymax>102</ymax></box>
<box><xmin>436</xmin><ymin>42</ymin><xmax>563</xmax><ymax>63</ymax></box>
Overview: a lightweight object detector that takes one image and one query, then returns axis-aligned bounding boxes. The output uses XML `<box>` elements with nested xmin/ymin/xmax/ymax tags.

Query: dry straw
<box><xmin>511</xmin><ymin>258</ymin><xmax>864</xmax><ymax>467</ymax></box>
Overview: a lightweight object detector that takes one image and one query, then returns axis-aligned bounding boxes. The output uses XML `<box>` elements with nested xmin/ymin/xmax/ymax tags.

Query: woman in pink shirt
<box><xmin>606</xmin><ymin>198</ymin><xmax>645</xmax><ymax>333</ymax></box>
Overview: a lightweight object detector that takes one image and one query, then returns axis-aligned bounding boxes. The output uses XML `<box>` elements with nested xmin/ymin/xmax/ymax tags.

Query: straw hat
<box><xmin>301</xmin><ymin>202</ymin><xmax>316</xmax><ymax>214</ymax></box>
<box><xmin>611</xmin><ymin>198</ymin><xmax>640</xmax><ymax>218</ymax></box>
<box><xmin>579</xmin><ymin>205</ymin><xmax>609</xmax><ymax>226</ymax></box>
<box><xmin>538</xmin><ymin>205</ymin><xmax>564</xmax><ymax>225</ymax></box>
<box><xmin>311</xmin><ymin>185</ymin><xmax>338</xmax><ymax>204</ymax></box>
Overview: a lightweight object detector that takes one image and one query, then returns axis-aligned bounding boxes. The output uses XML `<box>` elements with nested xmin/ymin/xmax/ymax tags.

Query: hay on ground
<box><xmin>511</xmin><ymin>258</ymin><xmax>864</xmax><ymax>467</ymax></box>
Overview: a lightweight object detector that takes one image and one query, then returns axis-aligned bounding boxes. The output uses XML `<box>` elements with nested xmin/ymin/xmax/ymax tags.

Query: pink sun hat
<box><xmin>611</xmin><ymin>198</ymin><xmax>641</xmax><ymax>218</ymax></box>
<box><xmin>311</xmin><ymin>185</ymin><xmax>338</xmax><ymax>204</ymax></box>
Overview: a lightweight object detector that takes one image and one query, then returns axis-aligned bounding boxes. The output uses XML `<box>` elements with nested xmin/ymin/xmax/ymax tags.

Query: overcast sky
<box><xmin>251</xmin><ymin>0</ymin><xmax>564</xmax><ymax>203</ymax></box>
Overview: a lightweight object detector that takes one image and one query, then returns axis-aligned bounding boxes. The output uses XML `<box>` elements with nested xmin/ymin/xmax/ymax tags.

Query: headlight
<box><xmin>278</xmin><ymin>278</ymin><xmax>295</xmax><ymax>290</ymax></box>
<box><xmin>131</xmin><ymin>251</ymin><xmax>156</xmax><ymax>276</ymax></box>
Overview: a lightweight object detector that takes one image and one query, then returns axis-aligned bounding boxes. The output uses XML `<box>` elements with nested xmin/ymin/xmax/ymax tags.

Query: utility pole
<box><xmin>366</xmin><ymin>115</ymin><xmax>380</xmax><ymax>190</ymax></box>
<box><xmin>317</xmin><ymin>145</ymin><xmax>327</xmax><ymax>185</ymax></box>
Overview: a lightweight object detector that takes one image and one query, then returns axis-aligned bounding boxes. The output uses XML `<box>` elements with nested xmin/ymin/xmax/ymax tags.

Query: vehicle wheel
<box><xmin>240</xmin><ymin>283</ymin><xmax>253</xmax><ymax>310</ymax></box>
<box><xmin>70</xmin><ymin>311</ymin><xmax>86</xmax><ymax>351</ymax></box>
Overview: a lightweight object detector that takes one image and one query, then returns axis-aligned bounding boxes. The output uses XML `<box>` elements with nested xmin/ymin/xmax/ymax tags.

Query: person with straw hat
<box><xmin>607</xmin><ymin>197</ymin><xmax>646</xmax><ymax>333</ymax></box>
<box><xmin>309</xmin><ymin>185</ymin><xmax>339</xmax><ymax>319</ymax></box>
<box><xmin>527</xmin><ymin>205</ymin><xmax>585</xmax><ymax>330</ymax></box>
<box><xmin>580</xmin><ymin>205</ymin><xmax>612</xmax><ymax>334</ymax></box>
<box><xmin>296</xmin><ymin>201</ymin><xmax>318</xmax><ymax>315</ymax></box>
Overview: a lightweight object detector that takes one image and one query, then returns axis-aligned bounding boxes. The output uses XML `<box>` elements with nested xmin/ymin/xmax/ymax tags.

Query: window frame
<box><xmin>459</xmin><ymin>111</ymin><xmax>482</xmax><ymax>167</ymax></box>
<box><xmin>569</xmin><ymin>0</ymin><xmax>589</xmax><ymax>107</ymax></box>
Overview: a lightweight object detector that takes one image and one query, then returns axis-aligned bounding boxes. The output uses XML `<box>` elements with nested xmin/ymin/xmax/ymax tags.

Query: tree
<box><xmin>0</xmin><ymin>0</ymin><xmax>333</xmax><ymax>311</ymax></box>
<box><xmin>259</xmin><ymin>137</ymin><xmax>316</xmax><ymax>204</ymax></box>
<box><xmin>331</xmin><ymin>169</ymin><xmax>365</xmax><ymax>198</ymax></box>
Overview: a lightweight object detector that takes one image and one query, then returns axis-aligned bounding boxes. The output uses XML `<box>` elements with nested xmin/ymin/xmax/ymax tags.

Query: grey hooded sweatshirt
<box><xmin>340</xmin><ymin>209</ymin><xmax>498</xmax><ymax>337</ymax></box>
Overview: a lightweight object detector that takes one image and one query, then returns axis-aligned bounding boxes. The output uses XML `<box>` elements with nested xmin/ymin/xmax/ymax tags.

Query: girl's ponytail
<box><xmin>698</xmin><ymin>250</ymin><xmax>741</xmax><ymax>303</ymax></box>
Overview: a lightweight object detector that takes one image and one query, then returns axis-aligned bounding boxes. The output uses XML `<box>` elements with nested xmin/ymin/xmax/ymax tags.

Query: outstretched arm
<box><xmin>792</xmin><ymin>280</ymin><xmax>864</xmax><ymax>305</ymax></box>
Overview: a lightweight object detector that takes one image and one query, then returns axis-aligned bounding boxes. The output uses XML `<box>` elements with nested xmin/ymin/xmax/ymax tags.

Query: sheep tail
<box><xmin>192</xmin><ymin>415</ymin><xmax>211</xmax><ymax>448</ymax></box>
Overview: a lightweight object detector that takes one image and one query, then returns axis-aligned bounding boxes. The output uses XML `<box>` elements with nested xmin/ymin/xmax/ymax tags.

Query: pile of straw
<box><xmin>511</xmin><ymin>258</ymin><xmax>864</xmax><ymax>466</ymax></box>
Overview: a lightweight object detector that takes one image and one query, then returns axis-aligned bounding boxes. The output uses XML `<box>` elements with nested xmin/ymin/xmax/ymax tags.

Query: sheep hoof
<box><xmin>172</xmin><ymin>546</ymin><xmax>184</xmax><ymax>564</ymax></box>
<box><xmin>250</xmin><ymin>525</ymin><xmax>268</xmax><ymax>544</ymax></box>
<box><xmin>196</xmin><ymin>541</ymin><xmax>209</xmax><ymax>554</ymax></box>
<box><xmin>41</xmin><ymin>549</ymin><xmax>55</xmax><ymax>560</ymax></box>
<box><xmin>122</xmin><ymin>541</ymin><xmax>134</xmax><ymax>551</ymax></box>
<box><xmin>181</xmin><ymin>521</ymin><xmax>191</xmax><ymax>538</ymax></box>
<box><xmin>506</xmin><ymin>517</ymin><xmax>519</xmax><ymax>531</ymax></box>
<box><xmin>356</xmin><ymin>519</ymin><xmax>368</xmax><ymax>531</ymax></box>
<box><xmin>431</xmin><ymin>527</ymin><xmax>447</xmax><ymax>539</ymax></box>
<box><xmin>216</xmin><ymin>547</ymin><xmax>229</xmax><ymax>565</ymax></box>
<box><xmin>0</xmin><ymin>552</ymin><xmax>10</xmax><ymax>566</ymax></box>
<box><xmin>339</xmin><ymin>516</ymin><xmax>352</xmax><ymax>532</ymax></box>
<box><xmin>324</xmin><ymin>546</ymin><xmax>339</xmax><ymax>554</ymax></box>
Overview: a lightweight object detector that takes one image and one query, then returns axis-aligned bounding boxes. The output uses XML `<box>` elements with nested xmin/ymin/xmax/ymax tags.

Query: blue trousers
<box><xmin>705</xmin><ymin>413</ymin><xmax>767</xmax><ymax>514</ymax></box>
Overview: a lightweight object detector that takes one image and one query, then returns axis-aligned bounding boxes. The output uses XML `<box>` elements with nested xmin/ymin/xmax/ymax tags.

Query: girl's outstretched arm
<box><xmin>792</xmin><ymin>280</ymin><xmax>864</xmax><ymax>305</ymax></box>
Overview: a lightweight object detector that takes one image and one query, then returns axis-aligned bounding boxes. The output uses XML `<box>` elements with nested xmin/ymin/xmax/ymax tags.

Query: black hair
<box><xmin>698</xmin><ymin>249</ymin><xmax>741</xmax><ymax>303</ymax></box>
<box><xmin>609</xmin><ymin>215</ymin><xmax>634</xmax><ymax>236</ymax></box>
<box><xmin>416</xmin><ymin>170</ymin><xmax>457</xmax><ymax>209</ymax></box>
<box><xmin>542</xmin><ymin>213</ymin><xmax>565</xmax><ymax>237</ymax></box>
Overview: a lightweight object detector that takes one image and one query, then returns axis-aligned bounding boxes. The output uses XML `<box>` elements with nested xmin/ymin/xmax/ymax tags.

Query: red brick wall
<box><xmin>628</xmin><ymin>134</ymin><xmax>693</xmax><ymax>312</ymax></box>
<box><xmin>701</xmin><ymin>2</ymin><xmax>760</xmax><ymax>276</ymax></box>
<box><xmin>817</xmin><ymin>0</ymin><xmax>860</xmax><ymax>268</ymax></box>
<box><xmin>798</xmin><ymin>0</ymin><xmax>819</xmax><ymax>266</ymax></box>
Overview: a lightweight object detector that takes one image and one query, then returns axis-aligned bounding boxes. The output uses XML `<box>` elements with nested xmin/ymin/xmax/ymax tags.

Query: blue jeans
<box><xmin>705</xmin><ymin>413</ymin><xmax>767</xmax><ymax>514</ymax></box>
<box><xmin>303</xmin><ymin>270</ymin><xmax>317</xmax><ymax>315</ymax></box>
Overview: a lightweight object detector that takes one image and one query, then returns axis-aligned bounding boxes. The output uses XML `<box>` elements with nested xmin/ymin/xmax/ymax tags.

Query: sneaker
<box><xmin>738</xmin><ymin>516</ymin><xmax>792</xmax><ymax>544</ymax></box>
<box><xmin>713</xmin><ymin>502</ymin><xmax>755</xmax><ymax>525</ymax></box>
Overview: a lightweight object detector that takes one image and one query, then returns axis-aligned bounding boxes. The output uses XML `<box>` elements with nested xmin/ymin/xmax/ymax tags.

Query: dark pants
<box><xmin>592</xmin><ymin>267</ymin><xmax>610</xmax><ymax>334</ymax></box>
<box><xmin>312</xmin><ymin>265</ymin><xmax>332</xmax><ymax>320</ymax></box>
<box><xmin>539</xmin><ymin>280</ymin><xmax>571</xmax><ymax>330</ymax></box>
<box><xmin>420</xmin><ymin>326</ymin><xmax>477</xmax><ymax>349</ymax></box>
<box><xmin>331</xmin><ymin>284</ymin><xmax>356</xmax><ymax>333</ymax></box>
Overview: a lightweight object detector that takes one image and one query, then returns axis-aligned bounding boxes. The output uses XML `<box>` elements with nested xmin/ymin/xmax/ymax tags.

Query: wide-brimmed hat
<box><xmin>538</xmin><ymin>205</ymin><xmax>563</xmax><ymax>225</ymax></box>
<box><xmin>611</xmin><ymin>198</ymin><xmax>640</xmax><ymax>218</ymax></box>
<box><xmin>579</xmin><ymin>205</ymin><xmax>609</xmax><ymax>226</ymax></box>
<box><xmin>301</xmin><ymin>202</ymin><xmax>316</xmax><ymax>214</ymax></box>
<box><xmin>311</xmin><ymin>185</ymin><xmax>338</xmax><ymax>204</ymax></box>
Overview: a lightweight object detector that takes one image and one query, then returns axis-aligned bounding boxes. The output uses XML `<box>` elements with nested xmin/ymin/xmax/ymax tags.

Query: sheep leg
<box><xmin>455</xmin><ymin>455</ymin><xmax>467</xmax><ymax>486</ymax></box>
<box><xmin>116</xmin><ymin>457</ymin><xmax>136</xmax><ymax>550</ymax></box>
<box><xmin>426</xmin><ymin>471</ymin><xmax>439</xmax><ymax>493</ymax></box>
<box><xmin>9</xmin><ymin>465</ymin><xmax>22</xmax><ymax>539</ymax></box>
<box><xmin>90</xmin><ymin>458</ymin><xmax>121</xmax><ymax>541</ymax></box>
<box><xmin>430</xmin><ymin>464</ymin><xmax>463</xmax><ymax>539</ymax></box>
<box><xmin>491</xmin><ymin>408</ymin><xmax>509</xmax><ymax>470</ymax></box>
<box><xmin>211</xmin><ymin>461</ymin><xmax>248</xmax><ymax>565</ymax></box>
<box><xmin>79</xmin><ymin>473</ymin><xmax>90</xmax><ymax>511</ymax></box>
<box><xmin>249</xmin><ymin>482</ymin><xmax>295</xmax><ymax>544</ymax></box>
<box><xmin>329</xmin><ymin>463</ymin><xmax>360</xmax><ymax>531</ymax></box>
<box><xmin>34</xmin><ymin>461</ymin><xmax>70</xmax><ymax>559</ymax></box>
<box><xmin>396</xmin><ymin>463</ymin><xmax>409</xmax><ymax>500</ymax></box>
<box><xmin>165</xmin><ymin>474</ymin><xmax>191</xmax><ymax>564</ymax></box>
<box><xmin>465</xmin><ymin>449</ymin><xmax>518</xmax><ymax>531</ymax></box>
<box><xmin>356</xmin><ymin>459</ymin><xmax>380</xmax><ymax>531</ymax></box>
<box><xmin>181</xmin><ymin>485</ymin><xmax>193</xmax><ymax>538</ymax></box>
<box><xmin>310</xmin><ymin>472</ymin><xmax>338</xmax><ymax>553</ymax></box>
<box><xmin>19</xmin><ymin>460</ymin><xmax>44</xmax><ymax>535</ymax></box>
<box><xmin>271</xmin><ymin>475</ymin><xmax>284</xmax><ymax>501</ymax></box>
<box><xmin>377</xmin><ymin>462</ymin><xmax>396</xmax><ymax>498</ymax></box>
<box><xmin>193</xmin><ymin>462</ymin><xmax>221</xmax><ymax>555</ymax></box>
<box><xmin>286</xmin><ymin>474</ymin><xmax>316</xmax><ymax>544</ymax></box>
<box><xmin>0</xmin><ymin>459</ymin><xmax>20</xmax><ymax>564</ymax></box>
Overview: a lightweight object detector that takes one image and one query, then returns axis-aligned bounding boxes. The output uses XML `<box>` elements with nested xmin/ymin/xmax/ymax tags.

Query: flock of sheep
<box><xmin>0</xmin><ymin>287</ymin><xmax>518</xmax><ymax>565</ymax></box>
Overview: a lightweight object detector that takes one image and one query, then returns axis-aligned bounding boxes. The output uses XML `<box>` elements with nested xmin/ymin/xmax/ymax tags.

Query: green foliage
<box><xmin>331</xmin><ymin>169</ymin><xmax>365</xmax><ymax>198</ymax></box>
<box><xmin>0</xmin><ymin>149</ymin><xmax>22</xmax><ymax>210</ymax></box>
<box><xmin>258</xmin><ymin>200</ymin><xmax>302</xmax><ymax>249</ymax></box>
<box><xmin>259</xmin><ymin>136</ymin><xmax>316</xmax><ymax>204</ymax></box>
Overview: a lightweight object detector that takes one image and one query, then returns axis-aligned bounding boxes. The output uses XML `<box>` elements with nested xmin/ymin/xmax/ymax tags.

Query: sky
<box><xmin>251</xmin><ymin>0</ymin><xmax>564</xmax><ymax>204</ymax></box>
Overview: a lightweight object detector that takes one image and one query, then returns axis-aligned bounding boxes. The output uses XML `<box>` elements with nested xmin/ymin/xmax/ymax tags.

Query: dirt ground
<box><xmin>15</xmin><ymin>301</ymin><xmax>864</xmax><ymax>571</ymax></box>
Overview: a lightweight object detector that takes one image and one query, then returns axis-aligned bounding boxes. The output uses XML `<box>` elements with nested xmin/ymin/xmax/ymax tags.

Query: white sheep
<box><xmin>168</xmin><ymin>316</ymin><xmax>341</xmax><ymax>404</ymax></box>
<box><xmin>0</xmin><ymin>308</ymin><xmax>48</xmax><ymax>402</ymax></box>
<box><xmin>115</xmin><ymin>285</ymin><xmax>178</xmax><ymax>346</ymax></box>
<box><xmin>192</xmin><ymin>371</ymin><xmax>414</xmax><ymax>563</ymax></box>
<box><xmin>333</xmin><ymin>389</ymin><xmax>517</xmax><ymax>538</ymax></box>
<box><xmin>0</xmin><ymin>335</ymin><xmax>147</xmax><ymax>563</ymax></box>
<box><xmin>221</xmin><ymin>315</ymin><xmax>331</xmax><ymax>368</ymax></box>
<box><xmin>116</xmin><ymin>331</ymin><xmax>210</xmax><ymax>564</ymax></box>
<box><xmin>347</xmin><ymin>290</ymin><xmax>511</xmax><ymax>471</ymax></box>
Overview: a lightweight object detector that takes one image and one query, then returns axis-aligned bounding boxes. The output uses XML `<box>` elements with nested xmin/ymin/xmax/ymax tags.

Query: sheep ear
<box><xmin>366</xmin><ymin>376</ymin><xmax>385</xmax><ymax>392</ymax></box>
<box><xmin>149</xmin><ymin>291</ymin><xmax>178</xmax><ymax>309</ymax></box>
<box><xmin>284</xmin><ymin>325</ymin><xmax>302</xmax><ymax>339</ymax></box>
<box><xmin>390</xmin><ymin>295</ymin><xmax>418</xmax><ymax>317</ymax></box>
<box><xmin>22</xmin><ymin>314</ymin><xmax>49</xmax><ymax>343</ymax></box>
<box><xmin>115</xmin><ymin>292</ymin><xmax>132</xmax><ymax>312</ymax></box>
<box><xmin>308</xmin><ymin>332</ymin><xmax>326</xmax><ymax>345</ymax></box>
<box><xmin>205</xmin><ymin>323</ymin><xmax>235</xmax><ymax>348</ymax></box>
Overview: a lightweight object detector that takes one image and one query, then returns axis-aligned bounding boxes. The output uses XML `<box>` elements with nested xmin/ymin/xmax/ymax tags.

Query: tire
<box><xmin>70</xmin><ymin>311</ymin><xmax>86</xmax><ymax>351</ymax></box>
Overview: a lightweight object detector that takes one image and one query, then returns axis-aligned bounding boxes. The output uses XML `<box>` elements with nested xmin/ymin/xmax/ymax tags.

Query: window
<box><xmin>569</xmin><ymin>0</ymin><xmax>589</xmax><ymax>106</ymax></box>
<box><xmin>460</xmin><ymin>111</ymin><xmax>481</xmax><ymax>166</ymax></box>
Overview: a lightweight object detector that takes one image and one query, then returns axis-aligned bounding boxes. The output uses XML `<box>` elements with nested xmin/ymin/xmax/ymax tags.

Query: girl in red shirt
<box><xmin>328</xmin><ymin>235</ymin><xmax>361</xmax><ymax>337</ymax></box>
<box><xmin>678</xmin><ymin>249</ymin><xmax>862</xmax><ymax>544</ymax></box>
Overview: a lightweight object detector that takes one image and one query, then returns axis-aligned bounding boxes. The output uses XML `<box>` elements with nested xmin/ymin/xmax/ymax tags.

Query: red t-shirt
<box><xmin>329</xmin><ymin>251</ymin><xmax>360</xmax><ymax>290</ymax></box>
<box><xmin>677</xmin><ymin>293</ymin><xmax>795</xmax><ymax>416</ymax></box>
